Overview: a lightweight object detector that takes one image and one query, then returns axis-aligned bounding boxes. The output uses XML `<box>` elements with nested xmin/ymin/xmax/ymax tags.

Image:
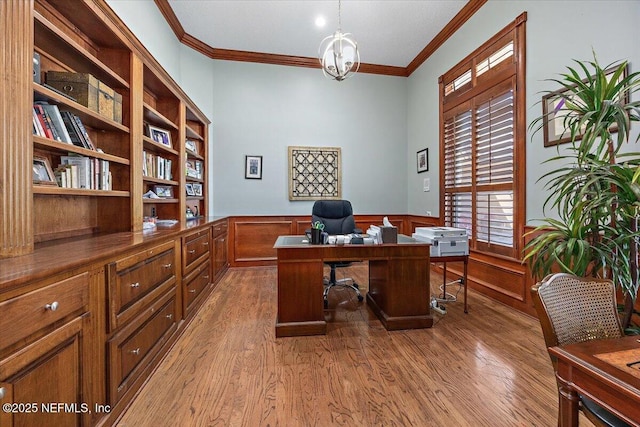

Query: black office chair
<box><xmin>311</xmin><ymin>200</ymin><xmax>364</xmax><ymax>308</ymax></box>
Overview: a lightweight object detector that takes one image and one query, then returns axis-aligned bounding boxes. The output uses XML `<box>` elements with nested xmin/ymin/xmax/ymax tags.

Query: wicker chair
<box><xmin>531</xmin><ymin>273</ymin><xmax>630</xmax><ymax>427</ymax></box>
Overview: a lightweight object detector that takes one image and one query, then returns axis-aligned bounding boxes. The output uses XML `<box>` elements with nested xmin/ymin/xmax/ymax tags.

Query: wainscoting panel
<box><xmin>231</xmin><ymin>219</ymin><xmax>293</xmax><ymax>265</ymax></box>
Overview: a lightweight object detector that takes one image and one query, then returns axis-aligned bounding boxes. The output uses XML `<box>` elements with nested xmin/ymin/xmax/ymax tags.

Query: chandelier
<box><xmin>318</xmin><ymin>0</ymin><xmax>360</xmax><ymax>81</ymax></box>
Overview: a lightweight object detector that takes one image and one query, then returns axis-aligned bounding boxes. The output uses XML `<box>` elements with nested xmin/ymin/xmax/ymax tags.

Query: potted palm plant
<box><xmin>525</xmin><ymin>52</ymin><xmax>640</xmax><ymax>331</ymax></box>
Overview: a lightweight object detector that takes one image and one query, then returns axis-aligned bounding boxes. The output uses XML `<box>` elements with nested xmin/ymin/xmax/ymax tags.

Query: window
<box><xmin>440</xmin><ymin>14</ymin><xmax>526</xmax><ymax>259</ymax></box>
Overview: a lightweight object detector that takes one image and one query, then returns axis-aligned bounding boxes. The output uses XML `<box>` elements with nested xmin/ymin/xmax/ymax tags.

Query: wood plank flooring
<box><xmin>117</xmin><ymin>264</ymin><xmax>593</xmax><ymax>426</ymax></box>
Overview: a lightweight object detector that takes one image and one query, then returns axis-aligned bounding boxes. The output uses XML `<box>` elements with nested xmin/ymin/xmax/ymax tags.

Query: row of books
<box><xmin>143</xmin><ymin>151</ymin><xmax>173</xmax><ymax>181</ymax></box>
<box><xmin>55</xmin><ymin>155</ymin><xmax>111</xmax><ymax>190</ymax></box>
<box><xmin>33</xmin><ymin>102</ymin><xmax>95</xmax><ymax>150</ymax></box>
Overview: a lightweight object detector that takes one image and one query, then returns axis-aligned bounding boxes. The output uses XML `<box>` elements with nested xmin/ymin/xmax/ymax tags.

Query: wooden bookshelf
<box><xmin>0</xmin><ymin>0</ymin><xmax>209</xmax><ymax>254</ymax></box>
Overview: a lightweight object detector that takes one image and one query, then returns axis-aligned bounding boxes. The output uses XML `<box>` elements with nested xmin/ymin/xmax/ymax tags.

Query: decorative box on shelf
<box><xmin>45</xmin><ymin>71</ymin><xmax>123</xmax><ymax>123</ymax></box>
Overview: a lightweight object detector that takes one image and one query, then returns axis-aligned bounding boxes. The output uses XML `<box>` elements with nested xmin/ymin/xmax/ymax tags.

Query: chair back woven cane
<box><xmin>533</xmin><ymin>273</ymin><xmax>623</xmax><ymax>351</ymax></box>
<box><xmin>531</xmin><ymin>273</ymin><xmax>629</xmax><ymax>427</ymax></box>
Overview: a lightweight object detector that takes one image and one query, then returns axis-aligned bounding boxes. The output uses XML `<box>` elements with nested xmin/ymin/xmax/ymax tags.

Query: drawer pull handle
<box><xmin>45</xmin><ymin>301</ymin><xmax>59</xmax><ymax>311</ymax></box>
<box><xmin>130</xmin><ymin>348</ymin><xmax>140</xmax><ymax>355</ymax></box>
<box><xmin>0</xmin><ymin>387</ymin><xmax>5</xmax><ymax>399</ymax></box>
<box><xmin>163</xmin><ymin>263</ymin><xmax>172</xmax><ymax>268</ymax></box>
<box><xmin>189</xmin><ymin>289</ymin><xmax>196</xmax><ymax>293</ymax></box>
<box><xmin>166</xmin><ymin>314</ymin><xmax>173</xmax><ymax>320</ymax></box>
<box><xmin>203</xmin><ymin>242</ymin><xmax>209</xmax><ymax>246</ymax></box>
<box><xmin>203</xmin><ymin>275</ymin><xmax>210</xmax><ymax>279</ymax></box>
<box><xmin>188</xmin><ymin>250</ymin><xmax>196</xmax><ymax>254</ymax></box>
<box><xmin>130</xmin><ymin>282</ymin><xmax>140</xmax><ymax>288</ymax></box>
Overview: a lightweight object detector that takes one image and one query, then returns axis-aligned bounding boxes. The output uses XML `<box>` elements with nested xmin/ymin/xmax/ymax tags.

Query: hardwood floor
<box><xmin>117</xmin><ymin>264</ymin><xmax>593</xmax><ymax>427</ymax></box>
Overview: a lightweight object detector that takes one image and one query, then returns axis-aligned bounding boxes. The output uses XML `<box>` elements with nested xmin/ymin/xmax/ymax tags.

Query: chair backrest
<box><xmin>311</xmin><ymin>200</ymin><xmax>357</xmax><ymax>235</ymax></box>
<box><xmin>531</xmin><ymin>273</ymin><xmax>623</xmax><ymax>355</ymax></box>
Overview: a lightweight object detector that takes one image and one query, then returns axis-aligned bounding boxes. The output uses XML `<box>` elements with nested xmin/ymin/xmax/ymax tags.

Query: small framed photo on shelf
<box><xmin>148</xmin><ymin>125</ymin><xmax>172</xmax><ymax>148</ymax></box>
<box><xmin>416</xmin><ymin>148</ymin><xmax>428</xmax><ymax>173</ymax></box>
<box><xmin>154</xmin><ymin>185</ymin><xmax>173</xmax><ymax>198</ymax></box>
<box><xmin>32</xmin><ymin>156</ymin><xmax>57</xmax><ymax>185</ymax></box>
<box><xmin>185</xmin><ymin>139</ymin><xmax>198</xmax><ymax>154</ymax></box>
<box><xmin>245</xmin><ymin>155</ymin><xmax>262</xmax><ymax>179</ymax></box>
<box><xmin>185</xmin><ymin>160</ymin><xmax>199</xmax><ymax>178</ymax></box>
<box><xmin>185</xmin><ymin>183</ymin><xmax>195</xmax><ymax>196</ymax></box>
<box><xmin>192</xmin><ymin>183</ymin><xmax>203</xmax><ymax>197</ymax></box>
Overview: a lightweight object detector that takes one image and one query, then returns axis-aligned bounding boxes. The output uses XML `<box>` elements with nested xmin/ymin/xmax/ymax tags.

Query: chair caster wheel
<box><xmin>357</xmin><ymin>295</ymin><xmax>364</xmax><ymax>302</ymax></box>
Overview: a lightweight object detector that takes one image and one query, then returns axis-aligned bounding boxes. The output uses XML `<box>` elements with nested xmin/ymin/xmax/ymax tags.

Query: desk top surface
<box><xmin>550</xmin><ymin>335</ymin><xmax>640</xmax><ymax>390</ymax></box>
<box><xmin>274</xmin><ymin>234</ymin><xmax>421</xmax><ymax>248</ymax></box>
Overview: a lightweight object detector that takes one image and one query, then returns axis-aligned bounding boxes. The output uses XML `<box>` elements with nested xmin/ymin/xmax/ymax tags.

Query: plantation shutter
<box><xmin>439</xmin><ymin>15</ymin><xmax>525</xmax><ymax>260</ymax></box>
<box><xmin>443</xmin><ymin>108</ymin><xmax>473</xmax><ymax>236</ymax></box>
<box><xmin>475</xmin><ymin>84</ymin><xmax>514</xmax><ymax>254</ymax></box>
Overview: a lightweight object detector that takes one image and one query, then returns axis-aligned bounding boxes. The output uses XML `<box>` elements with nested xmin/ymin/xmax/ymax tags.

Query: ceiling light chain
<box><xmin>318</xmin><ymin>0</ymin><xmax>360</xmax><ymax>81</ymax></box>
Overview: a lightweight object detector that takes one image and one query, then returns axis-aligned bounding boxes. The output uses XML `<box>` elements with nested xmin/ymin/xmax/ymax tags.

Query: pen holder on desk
<box><xmin>310</xmin><ymin>228</ymin><xmax>323</xmax><ymax>245</ymax></box>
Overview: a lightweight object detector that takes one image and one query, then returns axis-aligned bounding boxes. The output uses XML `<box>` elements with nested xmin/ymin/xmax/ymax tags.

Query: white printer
<box><xmin>412</xmin><ymin>227</ymin><xmax>469</xmax><ymax>257</ymax></box>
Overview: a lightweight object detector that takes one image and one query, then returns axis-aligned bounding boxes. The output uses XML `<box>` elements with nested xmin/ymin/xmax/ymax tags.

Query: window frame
<box><xmin>439</xmin><ymin>13</ymin><xmax>527</xmax><ymax>260</ymax></box>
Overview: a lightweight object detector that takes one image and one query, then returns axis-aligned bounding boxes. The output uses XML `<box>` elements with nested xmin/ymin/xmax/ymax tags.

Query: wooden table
<box><xmin>549</xmin><ymin>335</ymin><xmax>640</xmax><ymax>427</ymax></box>
<box><xmin>274</xmin><ymin>235</ymin><xmax>431</xmax><ymax>337</ymax></box>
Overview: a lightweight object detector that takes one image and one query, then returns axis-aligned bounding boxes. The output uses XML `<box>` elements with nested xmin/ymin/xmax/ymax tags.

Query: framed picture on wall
<box><xmin>417</xmin><ymin>148</ymin><xmax>428</xmax><ymax>173</ymax></box>
<box><xmin>245</xmin><ymin>155</ymin><xmax>262</xmax><ymax>179</ymax></box>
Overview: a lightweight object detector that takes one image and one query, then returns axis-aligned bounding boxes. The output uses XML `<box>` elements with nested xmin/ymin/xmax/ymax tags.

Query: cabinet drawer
<box><xmin>0</xmin><ymin>272</ymin><xmax>89</xmax><ymax>350</ymax></box>
<box><xmin>211</xmin><ymin>220</ymin><xmax>228</xmax><ymax>238</ymax></box>
<box><xmin>108</xmin><ymin>290</ymin><xmax>177</xmax><ymax>404</ymax></box>
<box><xmin>184</xmin><ymin>260</ymin><xmax>211</xmax><ymax>311</ymax></box>
<box><xmin>182</xmin><ymin>229</ymin><xmax>210</xmax><ymax>273</ymax></box>
<box><xmin>108</xmin><ymin>241</ymin><xmax>176</xmax><ymax>330</ymax></box>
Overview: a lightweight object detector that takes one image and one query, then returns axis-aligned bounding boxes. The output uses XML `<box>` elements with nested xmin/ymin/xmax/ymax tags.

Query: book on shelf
<box><xmin>57</xmin><ymin>155</ymin><xmax>111</xmax><ymax>190</ymax></box>
<box><xmin>59</xmin><ymin>111</ymin><xmax>87</xmax><ymax>149</ymax></box>
<box><xmin>35</xmin><ymin>102</ymin><xmax>72</xmax><ymax>144</ymax></box>
<box><xmin>32</xmin><ymin>108</ymin><xmax>45</xmax><ymax>137</ymax></box>
<box><xmin>72</xmin><ymin>114</ymin><xmax>96</xmax><ymax>150</ymax></box>
<box><xmin>33</xmin><ymin>104</ymin><xmax>55</xmax><ymax>140</ymax></box>
<box><xmin>143</xmin><ymin>151</ymin><xmax>172</xmax><ymax>181</ymax></box>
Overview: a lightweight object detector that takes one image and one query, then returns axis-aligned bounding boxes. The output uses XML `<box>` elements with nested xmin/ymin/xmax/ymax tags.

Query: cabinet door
<box><xmin>213</xmin><ymin>233</ymin><xmax>227</xmax><ymax>279</ymax></box>
<box><xmin>0</xmin><ymin>316</ymin><xmax>87</xmax><ymax>427</ymax></box>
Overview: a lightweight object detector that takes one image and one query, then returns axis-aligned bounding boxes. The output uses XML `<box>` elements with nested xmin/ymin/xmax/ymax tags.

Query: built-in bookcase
<box><xmin>184</xmin><ymin>109</ymin><xmax>208</xmax><ymax>220</ymax></box>
<box><xmin>32</xmin><ymin>0</ymin><xmax>132</xmax><ymax>242</ymax></box>
<box><xmin>1</xmin><ymin>0</ymin><xmax>211</xmax><ymax>252</ymax></box>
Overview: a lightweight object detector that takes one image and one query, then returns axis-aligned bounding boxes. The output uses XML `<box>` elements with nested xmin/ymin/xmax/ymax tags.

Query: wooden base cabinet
<box><xmin>0</xmin><ymin>271</ymin><xmax>97</xmax><ymax>427</ymax></box>
<box><xmin>0</xmin><ymin>317</ymin><xmax>88</xmax><ymax>427</ymax></box>
<box><xmin>212</xmin><ymin>220</ymin><xmax>228</xmax><ymax>281</ymax></box>
<box><xmin>107</xmin><ymin>289</ymin><xmax>177</xmax><ymax>406</ymax></box>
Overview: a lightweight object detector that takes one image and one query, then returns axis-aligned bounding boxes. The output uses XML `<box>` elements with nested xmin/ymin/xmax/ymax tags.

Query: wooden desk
<box><xmin>549</xmin><ymin>335</ymin><xmax>640</xmax><ymax>427</ymax></box>
<box><xmin>274</xmin><ymin>235</ymin><xmax>431</xmax><ymax>337</ymax></box>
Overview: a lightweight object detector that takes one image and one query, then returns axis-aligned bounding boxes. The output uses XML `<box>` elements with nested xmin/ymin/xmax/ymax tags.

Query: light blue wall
<box><xmin>407</xmin><ymin>0</ymin><xmax>640</xmax><ymax>222</ymax></box>
<box><xmin>107</xmin><ymin>0</ymin><xmax>640</xmax><ymax>221</ymax></box>
<box><xmin>210</xmin><ymin>60</ymin><xmax>407</xmax><ymax>216</ymax></box>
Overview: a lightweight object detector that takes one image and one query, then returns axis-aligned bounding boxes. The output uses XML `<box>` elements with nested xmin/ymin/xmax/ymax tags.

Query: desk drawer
<box><xmin>108</xmin><ymin>290</ymin><xmax>177</xmax><ymax>404</ymax></box>
<box><xmin>182</xmin><ymin>229</ymin><xmax>210</xmax><ymax>273</ymax></box>
<box><xmin>108</xmin><ymin>240</ymin><xmax>176</xmax><ymax>330</ymax></box>
<box><xmin>184</xmin><ymin>260</ymin><xmax>211</xmax><ymax>312</ymax></box>
<box><xmin>0</xmin><ymin>272</ymin><xmax>89</xmax><ymax>350</ymax></box>
<box><xmin>211</xmin><ymin>220</ymin><xmax>227</xmax><ymax>239</ymax></box>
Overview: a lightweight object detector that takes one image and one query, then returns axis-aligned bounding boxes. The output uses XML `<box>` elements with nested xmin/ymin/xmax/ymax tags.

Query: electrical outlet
<box><xmin>433</xmin><ymin>304</ymin><xmax>446</xmax><ymax>315</ymax></box>
<box><xmin>426</xmin><ymin>210</ymin><xmax>432</xmax><ymax>216</ymax></box>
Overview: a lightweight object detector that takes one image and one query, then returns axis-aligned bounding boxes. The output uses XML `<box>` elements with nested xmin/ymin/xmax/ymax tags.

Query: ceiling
<box><xmin>165</xmin><ymin>0</ymin><xmax>470</xmax><ymax>69</ymax></box>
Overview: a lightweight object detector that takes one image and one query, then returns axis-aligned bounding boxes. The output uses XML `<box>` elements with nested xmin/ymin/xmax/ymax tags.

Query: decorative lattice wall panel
<box><xmin>288</xmin><ymin>146</ymin><xmax>341</xmax><ymax>201</ymax></box>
